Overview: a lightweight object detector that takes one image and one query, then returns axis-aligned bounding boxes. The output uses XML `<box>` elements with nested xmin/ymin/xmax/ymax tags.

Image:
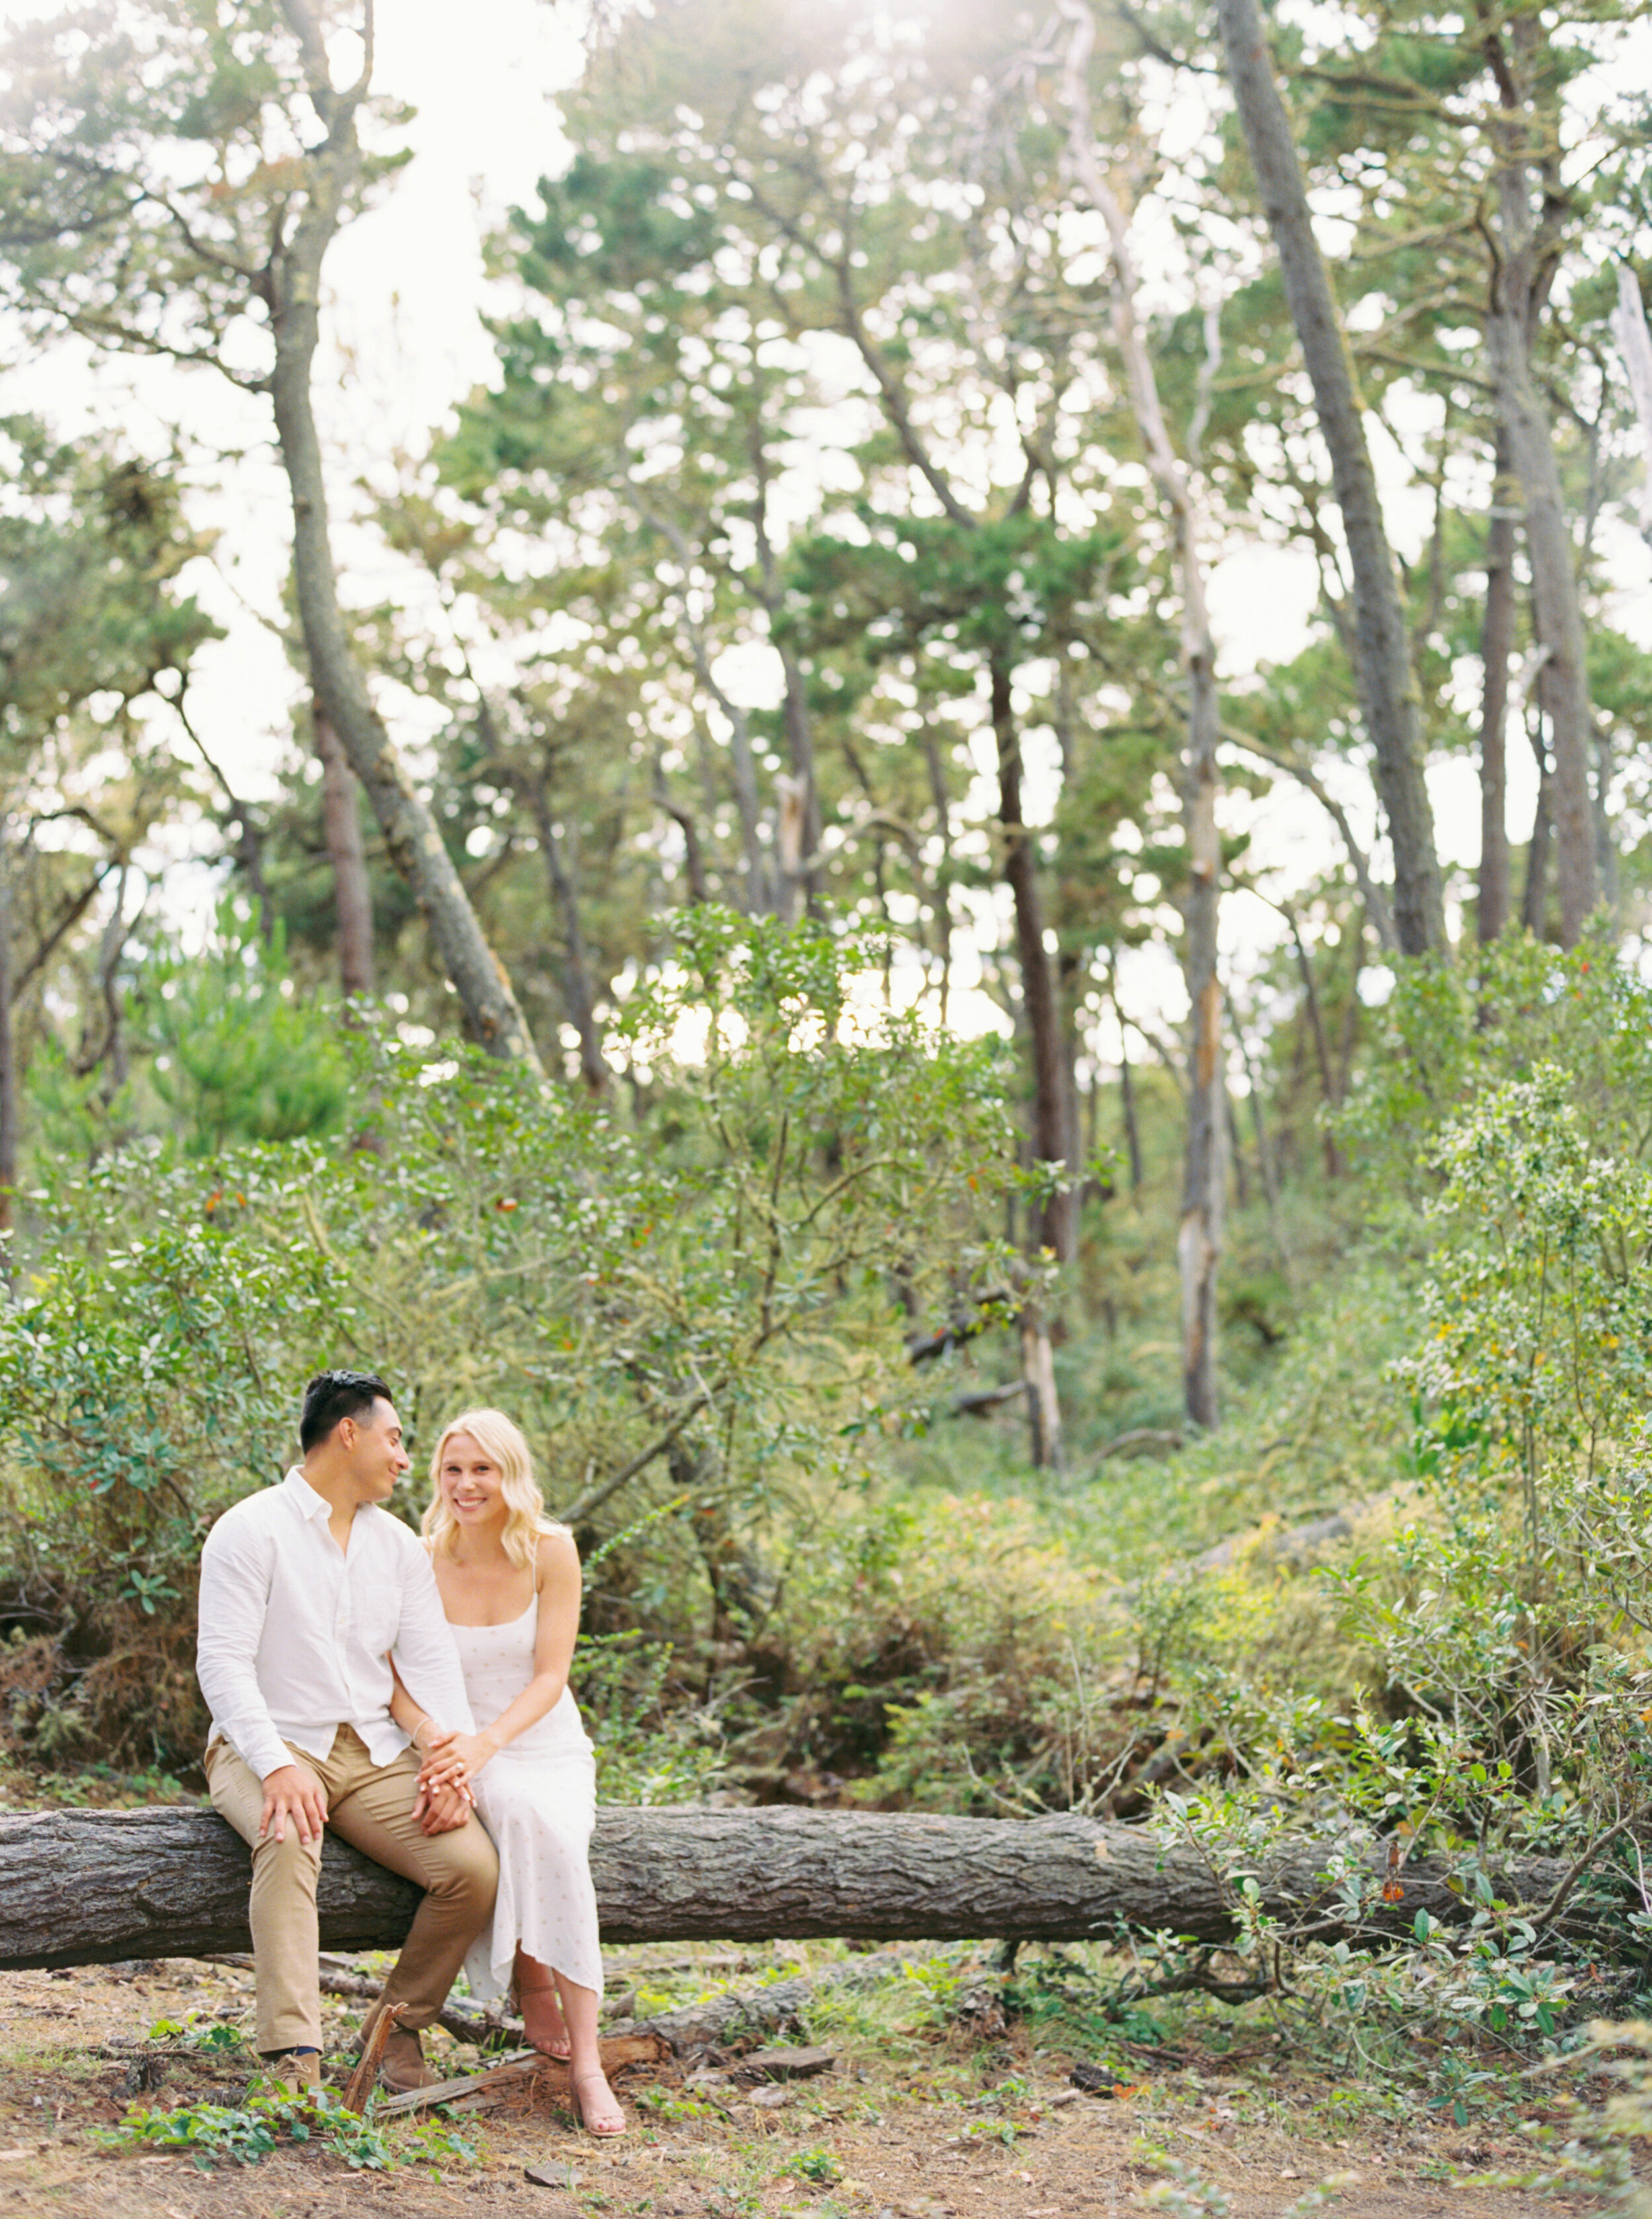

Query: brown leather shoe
<box><xmin>379</xmin><ymin>2028</ymin><xmax>442</xmax><ymax>2093</ymax></box>
<box><xmin>261</xmin><ymin>2046</ymin><xmax>322</xmax><ymax>2097</ymax></box>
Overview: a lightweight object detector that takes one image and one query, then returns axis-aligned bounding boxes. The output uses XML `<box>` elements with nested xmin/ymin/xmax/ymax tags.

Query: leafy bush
<box><xmin>0</xmin><ymin>913</ymin><xmax>1021</xmax><ymax>1780</ymax></box>
<box><xmin>1115</xmin><ymin>1053</ymin><xmax>1652</xmax><ymax>2056</ymax></box>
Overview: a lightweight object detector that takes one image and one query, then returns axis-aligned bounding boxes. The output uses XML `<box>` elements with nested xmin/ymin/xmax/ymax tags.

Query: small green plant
<box><xmin>784</xmin><ymin>2147</ymin><xmax>843</xmax><ymax>2185</ymax></box>
<box><xmin>1426</xmin><ymin>2050</ymin><xmax>1502</xmax><ymax>2128</ymax></box>
<box><xmin>96</xmin><ymin>2097</ymin><xmax>279</xmax><ymax>2170</ymax></box>
<box><xmin>962</xmin><ymin>2114</ymin><xmax>1026</xmax><ymax>2145</ymax></box>
<box><xmin>634</xmin><ymin>2085</ymin><xmax>716</xmax><ymax>2123</ymax></box>
<box><xmin>94</xmin><ymin>2086</ymin><xmax>398</xmax><ymax>2172</ymax></box>
<box><xmin>404</xmin><ymin>2114</ymin><xmax>483</xmax><ymax>2170</ymax></box>
<box><xmin>146</xmin><ymin>2010</ymin><xmax>245</xmax><ymax>2052</ymax></box>
<box><xmin>1145</xmin><ymin>2157</ymin><xmax>1233</xmax><ymax>2215</ymax></box>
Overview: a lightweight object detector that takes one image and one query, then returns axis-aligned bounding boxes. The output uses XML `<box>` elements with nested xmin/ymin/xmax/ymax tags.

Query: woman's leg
<box><xmin>529</xmin><ymin>1961</ymin><xmax>623</xmax><ymax>2134</ymax></box>
<box><xmin>515</xmin><ymin>1946</ymin><xmax>570</xmax><ymax>2057</ymax></box>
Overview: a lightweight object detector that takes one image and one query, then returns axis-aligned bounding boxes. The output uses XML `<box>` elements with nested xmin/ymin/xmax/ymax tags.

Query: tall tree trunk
<box><xmin>1279</xmin><ymin>901</ymin><xmax>1341</xmax><ymax>1180</ymax></box>
<box><xmin>0</xmin><ymin>853</ymin><xmax>14</xmax><ymax>1244</ymax></box>
<box><xmin>1225</xmin><ymin>1089</ymin><xmax>1250</xmax><ymax>1210</ymax></box>
<box><xmin>1237</xmin><ymin>1024</ymin><xmax>1290</xmax><ymax>1283</ymax></box>
<box><xmin>1595</xmin><ymin>722</ymin><xmax>1618</xmax><ymax>919</ymax></box>
<box><xmin>1060</xmin><ymin>0</ymin><xmax>1221</xmax><ymax>1423</ymax></box>
<box><xmin>1485</xmin><ymin>268</ymin><xmax>1595</xmax><ymax>943</ymax></box>
<box><xmin>776</xmin><ymin>655</ymin><xmax>821</xmax><ymax>923</ymax></box>
<box><xmin>1612</xmin><ymin>265</ymin><xmax>1652</xmax><ymax>546</ymax></box>
<box><xmin>1114</xmin><ymin>991</ymin><xmax>1144</xmax><ymax>1199</ymax></box>
<box><xmin>85</xmin><ymin>860</ymin><xmax>132</xmax><ymax>1096</ymax></box>
<box><xmin>1215</xmin><ymin>0</ymin><xmax>1446</xmax><ymax>959</ymax></box>
<box><xmin>525</xmin><ymin>789</ymin><xmax>609</xmax><ymax>1095</ymax></box>
<box><xmin>1177</xmin><ymin>661</ymin><xmax>1224</xmax><ymax>1431</ymax></box>
<box><xmin>641</xmin><ymin>502</ymin><xmax>769</xmax><ymax>915</ymax></box>
<box><xmin>1482</xmin><ymin>21</ymin><xmax>1594</xmax><ymax>946</ymax></box>
<box><xmin>313</xmin><ymin>706</ymin><xmax>375</xmax><ymax>1001</ymax></box>
<box><xmin>266</xmin><ymin>7</ymin><xmax>542</xmax><ymax>1072</ymax></box>
<box><xmin>1020</xmin><ymin>1303</ymin><xmax>1065</xmax><ymax>1472</ymax></box>
<box><xmin>1478</xmin><ymin>432</ymin><xmax>1516</xmax><ymax>944</ymax></box>
<box><xmin>655</xmin><ymin>761</ymin><xmax>710</xmax><ymax>905</ymax></box>
<box><xmin>752</xmin><ymin>435</ymin><xmax>820</xmax><ymax>923</ymax></box>
<box><xmin>922</xmin><ymin>730</ymin><xmax>956</xmax><ymax>1026</ymax></box>
<box><xmin>1522</xmin><ymin>701</ymin><xmax>1553</xmax><ymax>935</ymax></box>
<box><xmin>993</xmin><ymin>658</ymin><xmax>1076</xmax><ymax>1266</ymax></box>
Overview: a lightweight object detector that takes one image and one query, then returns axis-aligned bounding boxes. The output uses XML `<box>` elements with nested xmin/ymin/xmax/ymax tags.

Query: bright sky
<box><xmin>3</xmin><ymin>0</ymin><xmax>1649</xmax><ymax>1069</ymax></box>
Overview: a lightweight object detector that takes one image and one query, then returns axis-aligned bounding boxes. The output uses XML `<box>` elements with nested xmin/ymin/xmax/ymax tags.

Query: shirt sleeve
<box><xmin>390</xmin><ymin>1542</ymin><xmax>476</xmax><ymax>1739</ymax></box>
<box><xmin>196</xmin><ymin>1510</ymin><xmax>291</xmax><ymax>1782</ymax></box>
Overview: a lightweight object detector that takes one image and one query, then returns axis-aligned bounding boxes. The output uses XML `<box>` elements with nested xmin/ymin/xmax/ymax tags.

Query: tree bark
<box><xmin>1482</xmin><ymin>16</ymin><xmax>1594</xmax><ymax>946</ymax></box>
<box><xmin>1612</xmin><ymin>264</ymin><xmax>1652</xmax><ymax>545</ymax></box>
<box><xmin>0</xmin><ymin>852</ymin><xmax>14</xmax><ymax>1241</ymax></box>
<box><xmin>1019</xmin><ymin>1304</ymin><xmax>1065</xmax><ymax>1472</ymax></box>
<box><xmin>1215</xmin><ymin>0</ymin><xmax>1446</xmax><ymax>958</ymax></box>
<box><xmin>1113</xmin><ymin>975</ymin><xmax>1144</xmax><ymax>1198</ymax></box>
<box><xmin>266</xmin><ymin>3</ymin><xmax>542</xmax><ymax>1071</ymax></box>
<box><xmin>1237</xmin><ymin>1023</ymin><xmax>1290</xmax><ymax>1282</ymax></box>
<box><xmin>1595</xmin><ymin>719</ymin><xmax>1618</xmax><ymax>920</ymax></box>
<box><xmin>1478</xmin><ymin>432</ymin><xmax>1516</xmax><ymax>944</ymax></box>
<box><xmin>921</xmin><ymin>729</ymin><xmax>956</xmax><ymax>1025</ymax></box>
<box><xmin>1484</xmin><ymin>217</ymin><xmax>1594</xmax><ymax>945</ymax></box>
<box><xmin>0</xmin><ymin>1805</ymin><xmax>1599</xmax><ymax>1970</ymax></box>
<box><xmin>313</xmin><ymin>706</ymin><xmax>374</xmax><ymax>1001</ymax></box>
<box><xmin>1522</xmin><ymin>689</ymin><xmax>1553</xmax><ymax>936</ymax></box>
<box><xmin>1059</xmin><ymin>0</ymin><xmax>1222</xmax><ymax>1425</ymax></box>
<box><xmin>655</xmin><ymin>765</ymin><xmax>710</xmax><ymax>905</ymax></box>
<box><xmin>752</xmin><ymin>442</ymin><xmax>821</xmax><ymax>922</ymax></box>
<box><xmin>521</xmin><ymin>778</ymin><xmax>609</xmax><ymax>1094</ymax></box>
<box><xmin>993</xmin><ymin>657</ymin><xmax>1076</xmax><ymax>1266</ymax></box>
<box><xmin>1277</xmin><ymin>901</ymin><xmax>1341</xmax><ymax>1180</ymax></box>
<box><xmin>640</xmin><ymin>502</ymin><xmax>769</xmax><ymax>915</ymax></box>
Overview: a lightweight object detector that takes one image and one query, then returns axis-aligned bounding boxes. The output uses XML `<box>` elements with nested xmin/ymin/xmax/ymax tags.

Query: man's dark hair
<box><xmin>299</xmin><ymin>1371</ymin><xmax>394</xmax><ymax>1454</ymax></box>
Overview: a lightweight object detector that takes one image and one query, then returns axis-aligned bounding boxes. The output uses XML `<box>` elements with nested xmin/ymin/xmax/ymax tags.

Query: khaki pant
<box><xmin>206</xmin><ymin>1726</ymin><xmax>498</xmax><ymax>2056</ymax></box>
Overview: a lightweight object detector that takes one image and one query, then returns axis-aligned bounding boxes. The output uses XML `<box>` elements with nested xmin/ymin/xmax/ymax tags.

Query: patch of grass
<box><xmin>795</xmin><ymin>1945</ymin><xmax>973</xmax><ymax>2063</ymax></box>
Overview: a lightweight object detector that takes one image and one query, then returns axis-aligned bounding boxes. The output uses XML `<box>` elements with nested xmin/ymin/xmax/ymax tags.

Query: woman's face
<box><xmin>437</xmin><ymin>1431</ymin><xmax>507</xmax><ymax>1533</ymax></box>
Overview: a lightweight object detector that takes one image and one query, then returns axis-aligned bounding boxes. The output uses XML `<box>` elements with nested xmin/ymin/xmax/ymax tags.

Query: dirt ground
<box><xmin>0</xmin><ymin>1949</ymin><xmax>1612</xmax><ymax>2218</ymax></box>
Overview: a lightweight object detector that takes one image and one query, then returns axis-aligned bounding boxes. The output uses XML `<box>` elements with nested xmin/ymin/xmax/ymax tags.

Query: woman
<box><xmin>389</xmin><ymin>1408</ymin><xmax>624</xmax><ymax>2136</ymax></box>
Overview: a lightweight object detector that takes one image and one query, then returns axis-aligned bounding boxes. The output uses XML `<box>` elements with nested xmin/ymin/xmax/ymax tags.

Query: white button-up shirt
<box><xmin>196</xmin><ymin>1466</ymin><xmax>474</xmax><ymax>1782</ymax></box>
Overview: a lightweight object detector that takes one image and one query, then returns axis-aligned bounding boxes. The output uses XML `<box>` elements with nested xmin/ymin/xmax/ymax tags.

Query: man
<box><xmin>196</xmin><ymin>1369</ymin><xmax>498</xmax><ymax>2095</ymax></box>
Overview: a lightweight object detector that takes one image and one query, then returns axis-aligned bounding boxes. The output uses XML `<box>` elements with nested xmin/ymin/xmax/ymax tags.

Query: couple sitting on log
<box><xmin>196</xmin><ymin>1369</ymin><xmax>625</xmax><ymax>2136</ymax></box>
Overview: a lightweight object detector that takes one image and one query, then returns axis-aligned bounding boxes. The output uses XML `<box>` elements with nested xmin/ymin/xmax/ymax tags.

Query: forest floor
<box><xmin>0</xmin><ymin>1947</ymin><xmax>1616</xmax><ymax>2218</ymax></box>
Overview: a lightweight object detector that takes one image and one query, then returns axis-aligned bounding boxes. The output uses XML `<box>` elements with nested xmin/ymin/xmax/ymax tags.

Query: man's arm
<box><xmin>198</xmin><ymin>1513</ymin><xmax>329</xmax><ymax>1845</ymax></box>
<box><xmin>390</xmin><ymin>1546</ymin><xmax>476</xmax><ymax>1741</ymax></box>
<box><xmin>196</xmin><ymin>1512</ymin><xmax>293</xmax><ymax>1782</ymax></box>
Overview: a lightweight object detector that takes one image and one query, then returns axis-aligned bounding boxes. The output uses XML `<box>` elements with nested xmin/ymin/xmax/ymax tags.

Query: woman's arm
<box><xmin>418</xmin><ymin>1532</ymin><xmax>581</xmax><ymax>1787</ymax></box>
<box><xmin>387</xmin><ymin>1661</ymin><xmax>447</xmax><ymax>1758</ymax></box>
<box><xmin>387</xmin><ymin>1663</ymin><xmax>474</xmax><ymax>1832</ymax></box>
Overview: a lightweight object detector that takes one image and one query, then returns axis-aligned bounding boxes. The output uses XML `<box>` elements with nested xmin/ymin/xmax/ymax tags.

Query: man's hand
<box><xmin>258</xmin><ymin>1762</ymin><xmax>328</xmax><ymax>1846</ymax></box>
<box><xmin>417</xmin><ymin>1778</ymin><xmax>473</xmax><ymax>1836</ymax></box>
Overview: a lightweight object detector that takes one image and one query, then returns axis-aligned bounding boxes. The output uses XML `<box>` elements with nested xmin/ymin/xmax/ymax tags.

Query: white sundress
<box><xmin>453</xmin><ymin>1593</ymin><xmax>605</xmax><ymax>2002</ymax></box>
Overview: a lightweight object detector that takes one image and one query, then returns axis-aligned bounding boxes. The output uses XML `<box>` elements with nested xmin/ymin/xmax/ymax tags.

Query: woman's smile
<box><xmin>439</xmin><ymin>1432</ymin><xmax>505</xmax><ymax>1521</ymax></box>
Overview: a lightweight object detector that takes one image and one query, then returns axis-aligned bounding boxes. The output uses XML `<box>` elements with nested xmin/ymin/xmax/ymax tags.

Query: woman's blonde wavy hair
<box><xmin>422</xmin><ymin>1408</ymin><xmax>562</xmax><ymax>1571</ymax></box>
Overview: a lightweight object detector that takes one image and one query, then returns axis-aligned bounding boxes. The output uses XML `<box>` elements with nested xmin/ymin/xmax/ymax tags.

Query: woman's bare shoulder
<box><xmin>535</xmin><ymin>1524</ymin><xmax>581</xmax><ymax>1583</ymax></box>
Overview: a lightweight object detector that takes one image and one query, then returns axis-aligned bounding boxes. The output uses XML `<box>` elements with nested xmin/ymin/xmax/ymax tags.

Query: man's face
<box><xmin>340</xmin><ymin>1398</ymin><xmax>410</xmax><ymax>1503</ymax></box>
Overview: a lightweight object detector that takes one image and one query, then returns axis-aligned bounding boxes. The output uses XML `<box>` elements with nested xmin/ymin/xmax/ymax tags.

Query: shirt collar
<box><xmin>283</xmin><ymin>1466</ymin><xmax>334</xmax><ymax>1523</ymax></box>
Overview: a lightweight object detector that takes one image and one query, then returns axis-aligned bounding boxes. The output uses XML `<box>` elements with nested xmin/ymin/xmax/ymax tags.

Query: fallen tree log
<box><xmin>0</xmin><ymin>1804</ymin><xmax>1606</xmax><ymax>1973</ymax></box>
